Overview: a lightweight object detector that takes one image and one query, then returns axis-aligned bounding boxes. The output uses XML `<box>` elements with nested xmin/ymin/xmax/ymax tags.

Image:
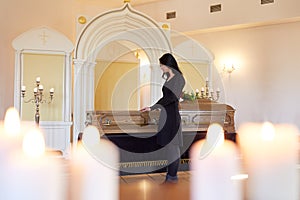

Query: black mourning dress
<box><xmin>150</xmin><ymin>72</ymin><xmax>185</xmax><ymax>147</ymax></box>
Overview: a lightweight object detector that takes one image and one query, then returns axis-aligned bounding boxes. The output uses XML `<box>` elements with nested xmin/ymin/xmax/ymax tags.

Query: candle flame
<box><xmin>4</xmin><ymin>107</ymin><xmax>21</xmax><ymax>136</ymax></box>
<box><xmin>231</xmin><ymin>173</ymin><xmax>249</xmax><ymax>180</ymax></box>
<box><xmin>261</xmin><ymin>122</ymin><xmax>275</xmax><ymax>141</ymax></box>
<box><xmin>22</xmin><ymin>128</ymin><xmax>45</xmax><ymax>158</ymax></box>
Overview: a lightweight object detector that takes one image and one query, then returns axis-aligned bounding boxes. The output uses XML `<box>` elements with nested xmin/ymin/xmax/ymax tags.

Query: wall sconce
<box><xmin>134</xmin><ymin>50</ymin><xmax>140</xmax><ymax>59</ymax></box>
<box><xmin>223</xmin><ymin>64</ymin><xmax>235</xmax><ymax>74</ymax></box>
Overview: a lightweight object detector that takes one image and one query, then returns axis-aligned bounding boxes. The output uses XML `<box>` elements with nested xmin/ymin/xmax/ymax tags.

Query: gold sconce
<box><xmin>223</xmin><ymin>64</ymin><xmax>235</xmax><ymax>74</ymax></box>
<box><xmin>134</xmin><ymin>49</ymin><xmax>140</xmax><ymax>59</ymax></box>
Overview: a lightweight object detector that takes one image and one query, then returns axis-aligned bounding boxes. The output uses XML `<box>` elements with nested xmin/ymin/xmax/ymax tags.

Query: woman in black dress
<box><xmin>141</xmin><ymin>53</ymin><xmax>185</xmax><ymax>183</ymax></box>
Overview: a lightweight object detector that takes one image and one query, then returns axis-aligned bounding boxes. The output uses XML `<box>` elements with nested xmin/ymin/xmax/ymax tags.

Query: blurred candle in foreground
<box><xmin>190</xmin><ymin>123</ymin><xmax>243</xmax><ymax>200</ymax></box>
<box><xmin>238</xmin><ymin>122</ymin><xmax>299</xmax><ymax>200</ymax></box>
<box><xmin>4</xmin><ymin>107</ymin><xmax>21</xmax><ymax>136</ymax></box>
<box><xmin>71</xmin><ymin>125</ymin><xmax>119</xmax><ymax>200</ymax></box>
<box><xmin>0</xmin><ymin>107</ymin><xmax>22</xmax><ymax>157</ymax></box>
<box><xmin>22</xmin><ymin>127</ymin><xmax>45</xmax><ymax>158</ymax></box>
<box><xmin>1</xmin><ymin>127</ymin><xmax>65</xmax><ymax>200</ymax></box>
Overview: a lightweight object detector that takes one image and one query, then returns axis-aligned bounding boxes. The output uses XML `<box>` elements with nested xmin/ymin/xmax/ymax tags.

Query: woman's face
<box><xmin>160</xmin><ymin>64</ymin><xmax>170</xmax><ymax>73</ymax></box>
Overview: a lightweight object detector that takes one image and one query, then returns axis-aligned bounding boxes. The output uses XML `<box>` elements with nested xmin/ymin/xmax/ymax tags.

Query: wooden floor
<box><xmin>119</xmin><ymin>171</ymin><xmax>191</xmax><ymax>200</ymax></box>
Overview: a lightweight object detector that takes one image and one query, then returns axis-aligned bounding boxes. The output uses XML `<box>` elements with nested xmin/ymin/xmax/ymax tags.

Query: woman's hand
<box><xmin>140</xmin><ymin>107</ymin><xmax>151</xmax><ymax>112</ymax></box>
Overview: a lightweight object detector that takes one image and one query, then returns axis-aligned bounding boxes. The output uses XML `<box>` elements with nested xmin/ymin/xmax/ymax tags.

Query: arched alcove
<box><xmin>12</xmin><ymin>26</ymin><xmax>74</xmax><ymax>157</ymax></box>
<box><xmin>73</xmin><ymin>3</ymin><xmax>172</xmax><ymax>145</ymax></box>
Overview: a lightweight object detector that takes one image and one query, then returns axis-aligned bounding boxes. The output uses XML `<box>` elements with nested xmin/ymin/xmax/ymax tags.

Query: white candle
<box><xmin>33</xmin><ymin>87</ymin><xmax>38</xmax><ymax>93</ymax></box>
<box><xmin>71</xmin><ymin>125</ymin><xmax>119</xmax><ymax>200</ymax></box>
<box><xmin>201</xmin><ymin>87</ymin><xmax>205</xmax><ymax>92</ymax></box>
<box><xmin>4</xmin><ymin>107</ymin><xmax>21</xmax><ymax>137</ymax></box>
<box><xmin>238</xmin><ymin>122</ymin><xmax>299</xmax><ymax>200</ymax></box>
<box><xmin>1</xmin><ymin>108</ymin><xmax>64</xmax><ymax>200</ymax></box>
<box><xmin>38</xmin><ymin>84</ymin><xmax>43</xmax><ymax>90</ymax></box>
<box><xmin>50</xmin><ymin>88</ymin><xmax>54</xmax><ymax>93</ymax></box>
<box><xmin>36</xmin><ymin>77</ymin><xmax>40</xmax><ymax>82</ymax></box>
<box><xmin>1</xmin><ymin>126</ymin><xmax>65</xmax><ymax>200</ymax></box>
<box><xmin>190</xmin><ymin>123</ymin><xmax>243</xmax><ymax>200</ymax></box>
<box><xmin>195</xmin><ymin>89</ymin><xmax>199</xmax><ymax>93</ymax></box>
<box><xmin>0</xmin><ymin>108</ymin><xmax>23</xmax><ymax>156</ymax></box>
<box><xmin>21</xmin><ymin>85</ymin><xmax>26</xmax><ymax>92</ymax></box>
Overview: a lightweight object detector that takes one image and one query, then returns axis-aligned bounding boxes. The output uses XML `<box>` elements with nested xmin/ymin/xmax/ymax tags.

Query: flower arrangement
<box><xmin>181</xmin><ymin>91</ymin><xmax>198</xmax><ymax>101</ymax></box>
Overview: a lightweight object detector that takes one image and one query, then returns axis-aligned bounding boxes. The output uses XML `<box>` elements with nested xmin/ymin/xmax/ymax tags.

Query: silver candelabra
<box><xmin>21</xmin><ymin>77</ymin><xmax>54</xmax><ymax>125</ymax></box>
<box><xmin>195</xmin><ymin>80</ymin><xmax>220</xmax><ymax>101</ymax></box>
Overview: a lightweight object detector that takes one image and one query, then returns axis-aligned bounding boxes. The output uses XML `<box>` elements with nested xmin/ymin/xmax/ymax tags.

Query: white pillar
<box><xmin>14</xmin><ymin>50</ymin><xmax>22</xmax><ymax>114</ymax></box>
<box><xmin>73</xmin><ymin>59</ymin><xmax>85</xmax><ymax>147</ymax></box>
<box><xmin>73</xmin><ymin>59</ymin><xmax>96</xmax><ymax>148</ymax></box>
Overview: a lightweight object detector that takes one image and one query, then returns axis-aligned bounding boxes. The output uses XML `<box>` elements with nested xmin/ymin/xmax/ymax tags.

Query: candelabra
<box><xmin>21</xmin><ymin>77</ymin><xmax>54</xmax><ymax>125</ymax></box>
<box><xmin>195</xmin><ymin>79</ymin><xmax>220</xmax><ymax>101</ymax></box>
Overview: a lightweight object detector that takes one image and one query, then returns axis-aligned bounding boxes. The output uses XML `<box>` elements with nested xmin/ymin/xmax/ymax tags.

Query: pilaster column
<box><xmin>64</xmin><ymin>53</ymin><xmax>72</xmax><ymax>122</ymax></box>
<box><xmin>73</xmin><ymin>59</ymin><xmax>85</xmax><ymax>146</ymax></box>
<box><xmin>73</xmin><ymin>59</ymin><xmax>96</xmax><ymax>147</ymax></box>
<box><xmin>85</xmin><ymin>61</ymin><xmax>97</xmax><ymax>111</ymax></box>
<box><xmin>14</xmin><ymin>50</ymin><xmax>22</xmax><ymax>113</ymax></box>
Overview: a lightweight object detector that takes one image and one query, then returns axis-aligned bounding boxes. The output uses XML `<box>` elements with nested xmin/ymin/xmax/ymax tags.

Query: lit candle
<box><xmin>195</xmin><ymin>89</ymin><xmax>199</xmax><ymax>93</ymax></box>
<box><xmin>1</xmin><ymin>127</ymin><xmax>65</xmax><ymax>200</ymax></box>
<box><xmin>71</xmin><ymin>125</ymin><xmax>119</xmax><ymax>200</ymax></box>
<box><xmin>238</xmin><ymin>122</ymin><xmax>299</xmax><ymax>200</ymax></box>
<box><xmin>49</xmin><ymin>88</ymin><xmax>54</xmax><ymax>93</ymax></box>
<box><xmin>0</xmin><ymin>107</ymin><xmax>23</xmax><ymax>155</ymax></box>
<box><xmin>1</xmin><ymin>107</ymin><xmax>64</xmax><ymax>200</ymax></box>
<box><xmin>190</xmin><ymin>123</ymin><xmax>243</xmax><ymax>200</ymax></box>
<box><xmin>36</xmin><ymin>77</ymin><xmax>40</xmax><ymax>82</ymax></box>
<box><xmin>4</xmin><ymin>107</ymin><xmax>21</xmax><ymax>137</ymax></box>
<box><xmin>201</xmin><ymin>87</ymin><xmax>205</xmax><ymax>92</ymax></box>
<box><xmin>21</xmin><ymin>86</ymin><xmax>26</xmax><ymax>92</ymax></box>
<box><xmin>33</xmin><ymin>87</ymin><xmax>38</xmax><ymax>93</ymax></box>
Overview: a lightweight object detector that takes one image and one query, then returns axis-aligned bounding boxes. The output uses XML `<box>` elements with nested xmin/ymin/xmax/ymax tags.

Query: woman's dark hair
<box><xmin>159</xmin><ymin>53</ymin><xmax>182</xmax><ymax>79</ymax></box>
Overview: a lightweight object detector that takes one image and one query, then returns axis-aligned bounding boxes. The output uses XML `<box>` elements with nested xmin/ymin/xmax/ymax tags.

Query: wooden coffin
<box><xmin>85</xmin><ymin>99</ymin><xmax>236</xmax><ymax>174</ymax></box>
<box><xmin>86</xmin><ymin>99</ymin><xmax>235</xmax><ymax>134</ymax></box>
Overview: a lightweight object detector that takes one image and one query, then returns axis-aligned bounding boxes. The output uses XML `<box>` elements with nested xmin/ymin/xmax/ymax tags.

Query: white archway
<box><xmin>73</xmin><ymin>3</ymin><xmax>172</xmax><ymax>145</ymax></box>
